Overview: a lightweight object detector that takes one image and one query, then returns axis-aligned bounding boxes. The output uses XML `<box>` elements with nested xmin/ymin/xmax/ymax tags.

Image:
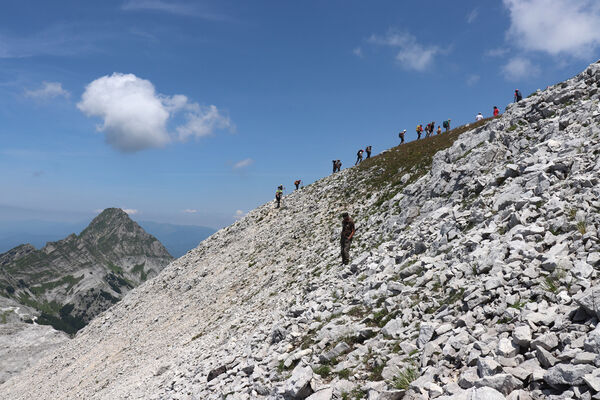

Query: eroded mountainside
<box><xmin>3</xmin><ymin>62</ymin><xmax>600</xmax><ymax>400</ymax></box>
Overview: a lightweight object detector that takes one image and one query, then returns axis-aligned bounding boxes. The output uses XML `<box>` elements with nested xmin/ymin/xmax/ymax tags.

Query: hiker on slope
<box><xmin>294</xmin><ymin>179</ymin><xmax>301</xmax><ymax>190</ymax></box>
<box><xmin>275</xmin><ymin>188</ymin><xmax>282</xmax><ymax>208</ymax></box>
<box><xmin>335</xmin><ymin>160</ymin><xmax>342</xmax><ymax>172</ymax></box>
<box><xmin>340</xmin><ymin>212</ymin><xmax>355</xmax><ymax>265</ymax></box>
<box><xmin>332</xmin><ymin>160</ymin><xmax>337</xmax><ymax>173</ymax></box>
<box><xmin>476</xmin><ymin>112</ymin><xmax>484</xmax><ymax>122</ymax></box>
<box><xmin>365</xmin><ymin>145</ymin><xmax>372</xmax><ymax>159</ymax></box>
<box><xmin>514</xmin><ymin>89</ymin><xmax>522</xmax><ymax>103</ymax></box>
<box><xmin>443</xmin><ymin>119</ymin><xmax>451</xmax><ymax>133</ymax></box>
<box><xmin>436</xmin><ymin>125</ymin><xmax>441</xmax><ymax>135</ymax></box>
<box><xmin>356</xmin><ymin>149</ymin><xmax>363</xmax><ymax>165</ymax></box>
<box><xmin>493</xmin><ymin>106</ymin><xmax>499</xmax><ymax>117</ymax></box>
<box><xmin>399</xmin><ymin>129</ymin><xmax>406</xmax><ymax>144</ymax></box>
<box><xmin>416</xmin><ymin>125</ymin><xmax>423</xmax><ymax>140</ymax></box>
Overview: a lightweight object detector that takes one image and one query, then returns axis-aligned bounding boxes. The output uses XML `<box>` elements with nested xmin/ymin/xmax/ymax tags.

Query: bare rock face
<box><xmin>0</xmin><ymin>323</ymin><xmax>68</xmax><ymax>385</ymax></box>
<box><xmin>3</xmin><ymin>62</ymin><xmax>600</xmax><ymax>399</ymax></box>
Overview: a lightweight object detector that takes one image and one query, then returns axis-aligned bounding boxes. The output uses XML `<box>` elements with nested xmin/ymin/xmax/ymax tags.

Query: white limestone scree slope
<box><xmin>3</xmin><ymin>61</ymin><xmax>600</xmax><ymax>400</ymax></box>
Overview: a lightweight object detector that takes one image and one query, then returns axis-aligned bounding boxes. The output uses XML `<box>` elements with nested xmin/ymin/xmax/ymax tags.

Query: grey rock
<box><xmin>544</xmin><ymin>363</ymin><xmax>595</xmax><ymax>387</ymax></box>
<box><xmin>574</xmin><ymin>286</ymin><xmax>600</xmax><ymax>318</ymax></box>
<box><xmin>512</xmin><ymin>326</ymin><xmax>532</xmax><ymax>347</ymax></box>
<box><xmin>417</xmin><ymin>323</ymin><xmax>436</xmax><ymax>349</ymax></box>
<box><xmin>475</xmin><ymin>373</ymin><xmax>522</xmax><ymax>395</ymax></box>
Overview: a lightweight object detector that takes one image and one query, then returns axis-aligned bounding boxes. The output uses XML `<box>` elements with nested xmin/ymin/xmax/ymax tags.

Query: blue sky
<box><xmin>1</xmin><ymin>0</ymin><xmax>600</xmax><ymax>228</ymax></box>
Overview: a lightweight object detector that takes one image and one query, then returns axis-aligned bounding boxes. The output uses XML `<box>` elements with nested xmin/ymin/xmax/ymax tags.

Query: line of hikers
<box><xmin>272</xmin><ymin>89</ymin><xmax>520</xmax><ymax>262</ymax></box>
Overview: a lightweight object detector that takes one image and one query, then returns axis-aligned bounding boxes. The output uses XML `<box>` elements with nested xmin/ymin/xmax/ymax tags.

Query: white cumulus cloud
<box><xmin>368</xmin><ymin>31</ymin><xmax>443</xmax><ymax>71</ymax></box>
<box><xmin>503</xmin><ymin>0</ymin><xmax>600</xmax><ymax>58</ymax></box>
<box><xmin>233</xmin><ymin>158</ymin><xmax>254</xmax><ymax>169</ymax></box>
<box><xmin>502</xmin><ymin>57</ymin><xmax>541</xmax><ymax>81</ymax></box>
<box><xmin>123</xmin><ymin>208</ymin><xmax>139</xmax><ymax>215</ymax></box>
<box><xmin>25</xmin><ymin>82</ymin><xmax>70</xmax><ymax>99</ymax></box>
<box><xmin>77</xmin><ymin>73</ymin><xmax>232</xmax><ymax>152</ymax></box>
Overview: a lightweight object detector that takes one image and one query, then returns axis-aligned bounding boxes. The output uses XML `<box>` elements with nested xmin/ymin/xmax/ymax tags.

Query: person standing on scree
<box><xmin>340</xmin><ymin>212</ymin><xmax>355</xmax><ymax>265</ymax></box>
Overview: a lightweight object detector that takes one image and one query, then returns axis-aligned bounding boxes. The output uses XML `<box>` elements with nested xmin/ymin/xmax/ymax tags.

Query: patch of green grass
<box><xmin>368</xmin><ymin>362</ymin><xmax>385</xmax><ymax>381</ymax></box>
<box><xmin>107</xmin><ymin>262</ymin><xmax>124</xmax><ymax>275</ymax></box>
<box><xmin>577</xmin><ymin>221</ymin><xmax>587</xmax><ymax>235</ymax></box>
<box><xmin>338</xmin><ymin>368</ymin><xmax>351</xmax><ymax>379</ymax></box>
<box><xmin>507</xmin><ymin>125</ymin><xmax>517</xmax><ymax>132</ymax></box>
<box><xmin>28</xmin><ymin>274</ymin><xmax>84</xmax><ymax>296</ymax></box>
<box><xmin>1</xmin><ymin>310</ymin><xmax>12</xmax><ymax>324</ymax></box>
<box><xmin>394</xmin><ymin>365</ymin><xmax>419</xmax><ymax>390</ymax></box>
<box><xmin>313</xmin><ymin>365</ymin><xmax>331</xmax><ymax>378</ymax></box>
<box><xmin>131</xmin><ymin>262</ymin><xmax>147</xmax><ymax>281</ymax></box>
<box><xmin>542</xmin><ymin>276</ymin><xmax>559</xmax><ymax>293</ymax></box>
<box><xmin>509</xmin><ymin>300</ymin><xmax>527</xmax><ymax>310</ymax></box>
<box><xmin>356</xmin><ymin>117</ymin><xmax>497</xmax><ymax>197</ymax></box>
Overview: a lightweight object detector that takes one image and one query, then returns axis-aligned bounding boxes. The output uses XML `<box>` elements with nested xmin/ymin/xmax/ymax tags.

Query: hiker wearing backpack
<box><xmin>399</xmin><ymin>129</ymin><xmax>406</xmax><ymax>144</ymax></box>
<box><xmin>493</xmin><ymin>106</ymin><xmax>499</xmax><ymax>117</ymax></box>
<box><xmin>365</xmin><ymin>145</ymin><xmax>372</xmax><ymax>159</ymax></box>
<box><xmin>275</xmin><ymin>188</ymin><xmax>283</xmax><ymax>208</ymax></box>
<box><xmin>475</xmin><ymin>112</ymin><xmax>484</xmax><ymax>122</ymax></box>
<box><xmin>436</xmin><ymin>125</ymin><xmax>441</xmax><ymax>135</ymax></box>
<box><xmin>335</xmin><ymin>160</ymin><xmax>342</xmax><ymax>172</ymax></box>
<box><xmin>294</xmin><ymin>180</ymin><xmax>301</xmax><ymax>190</ymax></box>
<box><xmin>340</xmin><ymin>212</ymin><xmax>355</xmax><ymax>265</ymax></box>
<box><xmin>355</xmin><ymin>149</ymin><xmax>363</xmax><ymax>165</ymax></box>
<box><xmin>416</xmin><ymin>125</ymin><xmax>423</xmax><ymax>140</ymax></box>
<box><xmin>443</xmin><ymin>119</ymin><xmax>451</xmax><ymax>133</ymax></box>
<box><xmin>514</xmin><ymin>89</ymin><xmax>522</xmax><ymax>102</ymax></box>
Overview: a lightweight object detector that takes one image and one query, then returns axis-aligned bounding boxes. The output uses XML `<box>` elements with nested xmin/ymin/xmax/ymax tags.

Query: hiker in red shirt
<box><xmin>493</xmin><ymin>106</ymin><xmax>499</xmax><ymax>117</ymax></box>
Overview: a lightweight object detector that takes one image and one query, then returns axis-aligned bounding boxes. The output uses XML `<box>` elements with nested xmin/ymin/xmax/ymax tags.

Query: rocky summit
<box><xmin>3</xmin><ymin>62</ymin><xmax>600</xmax><ymax>400</ymax></box>
<box><xmin>0</xmin><ymin>208</ymin><xmax>173</xmax><ymax>384</ymax></box>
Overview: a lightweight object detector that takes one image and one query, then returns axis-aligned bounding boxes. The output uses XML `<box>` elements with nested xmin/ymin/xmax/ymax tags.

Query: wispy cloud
<box><xmin>183</xmin><ymin>209</ymin><xmax>197</xmax><ymax>213</ymax></box>
<box><xmin>122</xmin><ymin>0</ymin><xmax>229</xmax><ymax>20</ymax></box>
<box><xmin>352</xmin><ymin>47</ymin><xmax>363</xmax><ymax>58</ymax></box>
<box><xmin>77</xmin><ymin>73</ymin><xmax>232</xmax><ymax>152</ymax></box>
<box><xmin>467</xmin><ymin>8</ymin><xmax>479</xmax><ymax>24</ymax></box>
<box><xmin>0</xmin><ymin>23</ymin><xmax>106</xmax><ymax>59</ymax></box>
<box><xmin>485</xmin><ymin>48</ymin><xmax>510</xmax><ymax>58</ymax></box>
<box><xmin>466</xmin><ymin>74</ymin><xmax>480</xmax><ymax>86</ymax></box>
<box><xmin>123</xmin><ymin>208</ymin><xmax>139</xmax><ymax>215</ymax></box>
<box><xmin>367</xmin><ymin>30</ymin><xmax>445</xmax><ymax>71</ymax></box>
<box><xmin>24</xmin><ymin>82</ymin><xmax>70</xmax><ymax>99</ymax></box>
<box><xmin>232</xmin><ymin>158</ymin><xmax>254</xmax><ymax>169</ymax></box>
<box><xmin>503</xmin><ymin>0</ymin><xmax>600</xmax><ymax>58</ymax></box>
<box><xmin>502</xmin><ymin>57</ymin><xmax>540</xmax><ymax>81</ymax></box>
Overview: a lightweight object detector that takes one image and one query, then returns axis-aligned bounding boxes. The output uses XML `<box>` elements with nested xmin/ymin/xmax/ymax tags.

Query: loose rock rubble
<box><xmin>3</xmin><ymin>61</ymin><xmax>600</xmax><ymax>400</ymax></box>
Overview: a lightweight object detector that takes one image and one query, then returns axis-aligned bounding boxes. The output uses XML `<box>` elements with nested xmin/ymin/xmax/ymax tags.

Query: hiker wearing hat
<box><xmin>399</xmin><ymin>129</ymin><xmax>406</xmax><ymax>144</ymax></box>
<box><xmin>340</xmin><ymin>212</ymin><xmax>356</xmax><ymax>265</ymax></box>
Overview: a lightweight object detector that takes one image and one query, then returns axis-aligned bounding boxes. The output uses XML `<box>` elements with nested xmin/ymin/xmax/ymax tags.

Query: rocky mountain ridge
<box><xmin>3</xmin><ymin>62</ymin><xmax>600</xmax><ymax>399</ymax></box>
<box><xmin>0</xmin><ymin>208</ymin><xmax>173</xmax><ymax>383</ymax></box>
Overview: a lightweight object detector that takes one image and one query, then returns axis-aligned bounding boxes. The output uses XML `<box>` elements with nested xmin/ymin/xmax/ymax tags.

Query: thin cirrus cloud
<box><xmin>466</xmin><ymin>8</ymin><xmax>479</xmax><ymax>24</ymax></box>
<box><xmin>503</xmin><ymin>0</ymin><xmax>600</xmax><ymax>58</ymax></box>
<box><xmin>232</xmin><ymin>158</ymin><xmax>254</xmax><ymax>170</ymax></box>
<box><xmin>466</xmin><ymin>74</ymin><xmax>480</xmax><ymax>86</ymax></box>
<box><xmin>183</xmin><ymin>209</ymin><xmax>198</xmax><ymax>214</ymax></box>
<box><xmin>367</xmin><ymin>31</ymin><xmax>444</xmax><ymax>71</ymax></box>
<box><xmin>24</xmin><ymin>82</ymin><xmax>70</xmax><ymax>99</ymax></box>
<box><xmin>77</xmin><ymin>73</ymin><xmax>233</xmax><ymax>153</ymax></box>
<box><xmin>121</xmin><ymin>0</ymin><xmax>229</xmax><ymax>20</ymax></box>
